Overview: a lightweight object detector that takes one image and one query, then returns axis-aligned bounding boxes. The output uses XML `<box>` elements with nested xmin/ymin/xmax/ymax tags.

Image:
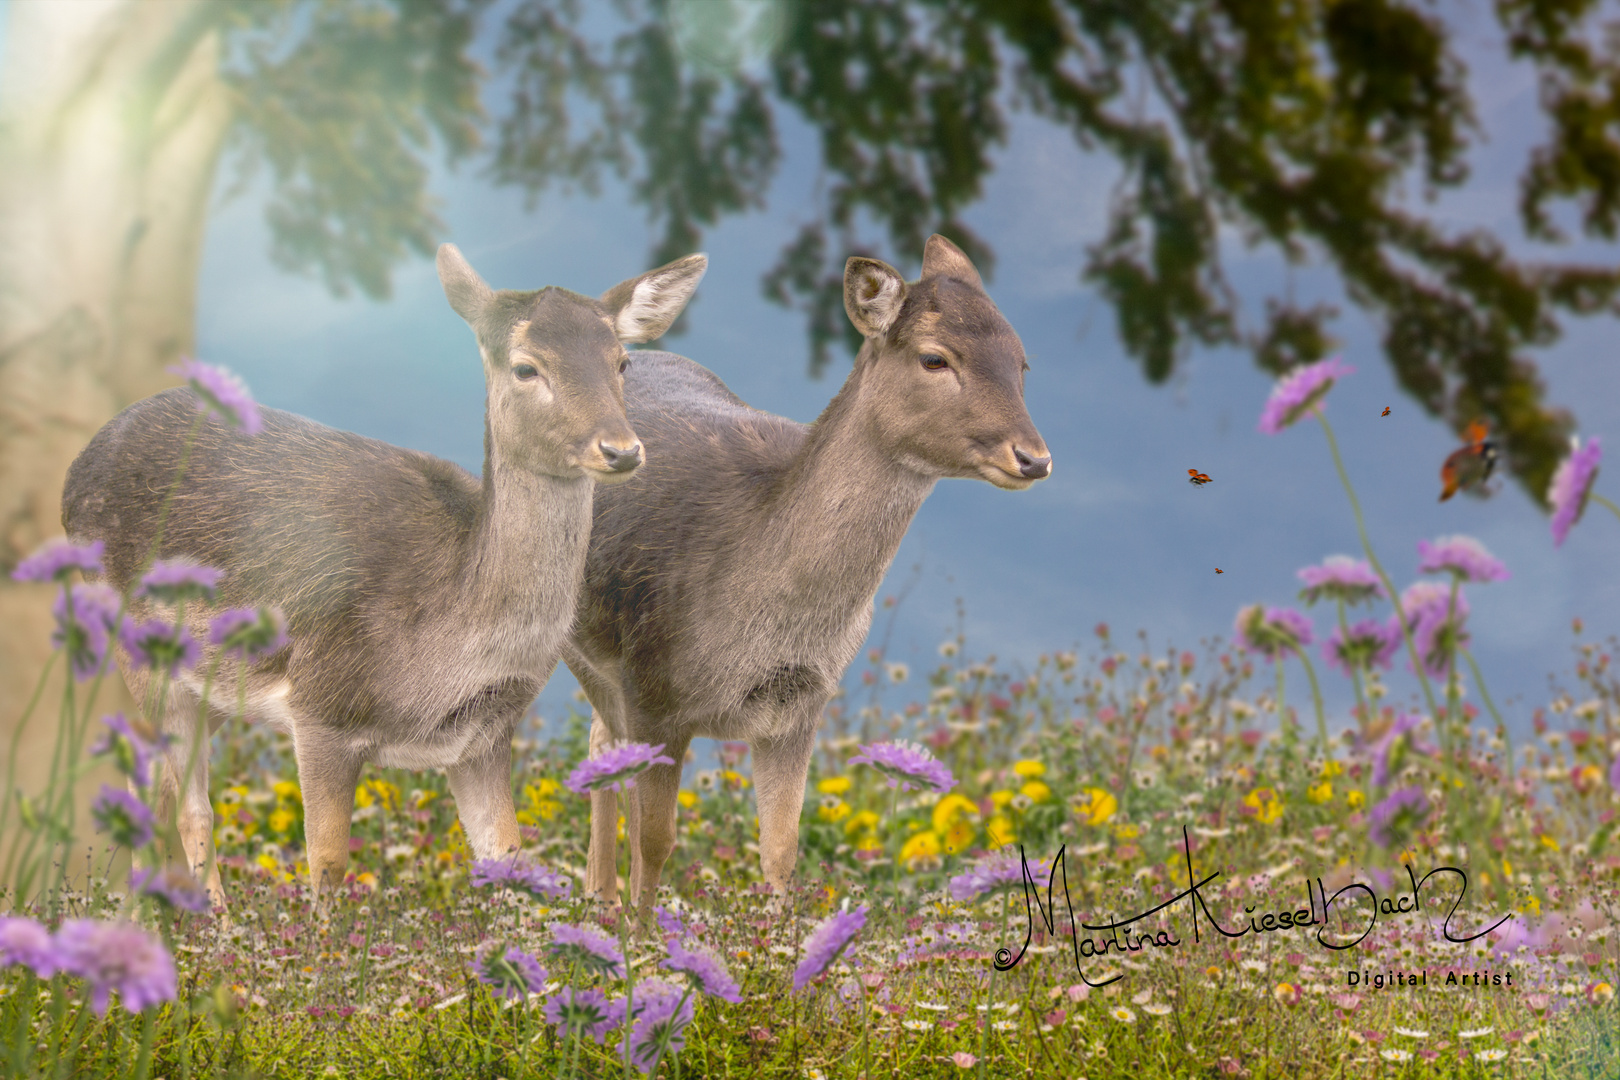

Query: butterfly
<box><xmin>1438</xmin><ymin>420</ymin><xmax>1499</xmax><ymax>502</ymax></box>
<box><xmin>1381</xmin><ymin>407</ymin><xmax>1390</xmax><ymax>417</ymax></box>
<box><xmin>1215</xmin><ymin>568</ymin><xmax>1224</xmax><ymax>574</ymax></box>
<box><xmin>1187</xmin><ymin>469</ymin><xmax>1212</xmax><ymax>486</ymax></box>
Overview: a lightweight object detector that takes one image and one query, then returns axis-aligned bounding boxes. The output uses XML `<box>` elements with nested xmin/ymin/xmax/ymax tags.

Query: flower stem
<box><xmin>1313</xmin><ymin>408</ymin><xmax>1442</xmax><ymax>722</ymax></box>
<box><xmin>1591</xmin><ymin>492</ymin><xmax>1620</xmax><ymax>525</ymax></box>
<box><xmin>1463</xmin><ymin>649</ymin><xmax>1511</xmax><ymax>783</ymax></box>
<box><xmin>1295</xmin><ymin>649</ymin><xmax>1329</xmax><ymax>756</ymax></box>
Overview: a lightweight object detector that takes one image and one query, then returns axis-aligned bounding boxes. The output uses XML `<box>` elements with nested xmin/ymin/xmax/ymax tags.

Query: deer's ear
<box><xmin>844</xmin><ymin>257</ymin><xmax>907</xmax><ymax>338</ymax></box>
<box><xmin>920</xmin><ymin>234</ymin><xmax>983</xmax><ymax>291</ymax></box>
<box><xmin>438</xmin><ymin>243</ymin><xmax>494</xmax><ymax>323</ymax></box>
<box><xmin>601</xmin><ymin>254</ymin><xmax>708</xmax><ymax>344</ymax></box>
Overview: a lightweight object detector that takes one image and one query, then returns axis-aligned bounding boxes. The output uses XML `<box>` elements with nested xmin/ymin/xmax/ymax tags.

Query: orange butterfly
<box><xmin>1438</xmin><ymin>420</ymin><xmax>1499</xmax><ymax>502</ymax></box>
<box><xmin>1381</xmin><ymin>406</ymin><xmax>1391</xmax><ymax>417</ymax></box>
<box><xmin>1187</xmin><ymin>469</ymin><xmax>1212</xmax><ymax>486</ymax></box>
<box><xmin>1215</xmin><ymin>568</ymin><xmax>1224</xmax><ymax>574</ymax></box>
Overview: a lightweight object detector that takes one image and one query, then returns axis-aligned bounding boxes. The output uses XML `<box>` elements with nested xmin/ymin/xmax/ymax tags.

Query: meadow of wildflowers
<box><xmin>0</xmin><ymin>356</ymin><xmax>1616</xmax><ymax>1078</ymax></box>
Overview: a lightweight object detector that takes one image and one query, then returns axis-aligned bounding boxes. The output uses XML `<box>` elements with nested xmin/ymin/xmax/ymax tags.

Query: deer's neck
<box><xmin>761</xmin><ymin>370</ymin><xmax>936</xmax><ymax>608</ymax></box>
<box><xmin>462</xmin><ymin>436</ymin><xmax>593</xmax><ymax>642</ymax></box>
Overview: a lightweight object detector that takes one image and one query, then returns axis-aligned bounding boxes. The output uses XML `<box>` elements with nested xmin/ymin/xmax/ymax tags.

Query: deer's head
<box><xmin>843</xmin><ymin>235</ymin><xmax>1051</xmax><ymax>490</ymax></box>
<box><xmin>437</xmin><ymin>244</ymin><xmax>707</xmax><ymax>483</ymax></box>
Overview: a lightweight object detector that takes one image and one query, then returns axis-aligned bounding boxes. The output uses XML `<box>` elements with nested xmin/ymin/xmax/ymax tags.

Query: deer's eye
<box><xmin>920</xmin><ymin>353</ymin><xmax>949</xmax><ymax>371</ymax></box>
<box><xmin>514</xmin><ymin>364</ymin><xmax>539</xmax><ymax>381</ymax></box>
<box><xmin>619</xmin><ymin>357</ymin><xmax>630</xmax><ymax>375</ymax></box>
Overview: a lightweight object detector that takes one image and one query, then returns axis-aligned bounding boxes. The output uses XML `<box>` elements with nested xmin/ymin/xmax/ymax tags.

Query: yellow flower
<box><xmin>817</xmin><ymin>776</ymin><xmax>852</xmax><ymax>796</ymax></box>
<box><xmin>1590</xmin><ymin>982</ymin><xmax>1614</xmax><ymax>1005</ymax></box>
<box><xmin>617</xmin><ymin>813</ymin><xmax>626</xmax><ymax>842</ymax></box>
<box><xmin>817</xmin><ymin>798</ymin><xmax>851</xmax><ymax>824</ymax></box>
<box><xmin>1346</xmin><ymin>790</ymin><xmax>1365</xmax><ymax>810</ymax></box>
<box><xmin>989</xmin><ymin>790</ymin><xmax>1014</xmax><ymax>810</ymax></box>
<box><xmin>986</xmin><ymin>814</ymin><xmax>1016</xmax><ymax>847</ymax></box>
<box><xmin>1319</xmin><ymin>759</ymin><xmax>1344</xmax><ymax>780</ymax></box>
<box><xmin>1519</xmin><ymin>895</ymin><xmax>1541</xmax><ymax>916</ymax></box>
<box><xmin>721</xmin><ymin>769</ymin><xmax>751</xmax><ymax>789</ymax></box>
<box><xmin>1020</xmin><ymin>780</ymin><xmax>1052</xmax><ymax>804</ymax></box>
<box><xmin>355</xmin><ymin>779</ymin><xmax>401</xmax><ymax>810</ymax></box>
<box><xmin>268</xmin><ymin>808</ymin><xmax>297</xmax><ymax>835</ymax></box>
<box><xmin>1539</xmin><ymin>834</ymin><xmax>1560</xmax><ymax>852</ymax></box>
<box><xmin>941</xmin><ymin>817</ymin><xmax>976</xmax><ymax>854</ymax></box>
<box><xmin>1012</xmin><ymin>759</ymin><xmax>1046</xmax><ymax>779</ymax></box>
<box><xmin>1307</xmin><ymin>780</ymin><xmax>1333</xmax><ymax>804</ymax></box>
<box><xmin>1071</xmin><ymin>787</ymin><xmax>1117</xmax><ymax>826</ymax></box>
<box><xmin>355</xmin><ymin>871</ymin><xmax>378</xmax><ymax>891</ymax></box>
<box><xmin>844</xmin><ymin>810</ymin><xmax>880</xmax><ymax>838</ymax></box>
<box><xmin>1113</xmin><ymin>823</ymin><xmax>1140</xmax><ymax>842</ymax></box>
<box><xmin>900</xmin><ymin>830</ymin><xmax>942</xmax><ymax>869</ymax></box>
<box><xmin>1243</xmin><ymin>786</ymin><xmax>1283</xmax><ymax>825</ymax></box>
<box><xmin>272</xmin><ymin>780</ymin><xmax>301</xmax><ymax>804</ymax></box>
<box><xmin>677</xmin><ymin>790</ymin><xmax>698</xmax><ymax>809</ymax></box>
<box><xmin>411</xmin><ymin>789</ymin><xmax>439</xmax><ymax>809</ymax></box>
<box><xmin>931</xmin><ymin>793</ymin><xmax>979</xmax><ymax>834</ymax></box>
<box><xmin>255</xmin><ymin>852</ymin><xmax>279</xmax><ymax>873</ymax></box>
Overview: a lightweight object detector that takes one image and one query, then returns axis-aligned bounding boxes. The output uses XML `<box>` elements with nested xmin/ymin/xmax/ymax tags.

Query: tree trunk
<box><xmin>0</xmin><ymin>0</ymin><xmax>234</xmax><ymax>874</ymax></box>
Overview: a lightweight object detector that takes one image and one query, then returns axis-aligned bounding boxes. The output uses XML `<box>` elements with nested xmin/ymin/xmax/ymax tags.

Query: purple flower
<box><xmin>11</xmin><ymin>539</ymin><xmax>103</xmax><ymax>584</ymax></box>
<box><xmin>470</xmin><ymin>856</ymin><xmax>572</xmax><ymax>901</ymax></box>
<box><xmin>1368</xmin><ymin>786</ymin><xmax>1431</xmax><ymax>848</ymax></box>
<box><xmin>137</xmin><ymin>559</ymin><xmax>224</xmax><ymax>605</ymax></box>
<box><xmin>91</xmin><ymin>785</ymin><xmax>155</xmax><ymax>849</ymax></box>
<box><xmin>130</xmin><ymin>867</ymin><xmax>210</xmax><ymax>913</ymax></box>
<box><xmin>118</xmin><ymin>618</ymin><xmax>200</xmax><ymax>676</ymax></box>
<box><xmin>847</xmin><ymin>740</ymin><xmax>955</xmax><ymax>793</ymax></box>
<box><xmin>1370</xmin><ymin>712</ymin><xmax>1436</xmax><ymax>788</ymax></box>
<box><xmin>948</xmin><ymin>852</ymin><xmax>1053</xmax><ymax>904</ymax></box>
<box><xmin>169</xmin><ymin>357</ymin><xmax>263</xmax><ymax>435</ymax></box>
<box><xmin>1549</xmin><ymin>436</ymin><xmax>1602</xmax><ymax>547</ymax></box>
<box><xmin>1321</xmin><ymin>618</ymin><xmax>1402</xmax><ymax>678</ymax></box>
<box><xmin>0</xmin><ymin>917</ymin><xmax>60</xmax><ymax>977</ymax></box>
<box><xmin>473</xmin><ymin>944</ymin><xmax>548</xmax><ymax>1001</ymax></box>
<box><xmin>1417</xmin><ymin>535</ymin><xmax>1509</xmax><ymax>583</ymax></box>
<box><xmin>1233</xmin><ymin>604</ymin><xmax>1314</xmax><ymax>661</ymax></box>
<box><xmin>1297</xmin><ymin>555</ymin><xmax>1385</xmax><ymax>607</ymax></box>
<box><xmin>208</xmin><ymin>606</ymin><xmax>290</xmax><ymax>661</ymax></box>
<box><xmin>89</xmin><ymin>713</ymin><xmax>166</xmax><ymax>788</ymax></box>
<box><xmin>1397</xmin><ymin>581</ymin><xmax>1470</xmax><ymax>678</ymax></box>
<box><xmin>1609</xmin><ymin>755</ymin><xmax>1620</xmax><ymax>793</ymax></box>
<box><xmin>52</xmin><ymin>582</ymin><xmax>123</xmax><ymax>681</ymax></box>
<box><xmin>53</xmin><ymin>920</ymin><xmax>177</xmax><ymax>1014</ymax></box>
<box><xmin>623</xmin><ymin>978</ymin><xmax>695</xmax><ymax>1076</ymax></box>
<box><xmin>1258</xmin><ymin>357</ymin><xmax>1355</xmax><ymax>435</ymax></box>
<box><xmin>662</xmin><ymin>937</ymin><xmax>742</xmax><ymax>1003</ymax></box>
<box><xmin>654</xmin><ymin>904</ymin><xmax>686</xmax><ymax>940</ymax></box>
<box><xmin>565</xmin><ymin>741</ymin><xmax>676</xmax><ymax>795</ymax></box>
<box><xmin>545</xmin><ymin>921</ymin><xmax>626</xmax><ymax>978</ymax></box>
<box><xmin>543</xmin><ymin>987</ymin><xmax>620</xmax><ymax>1045</ymax></box>
<box><xmin>793</xmin><ymin>905</ymin><xmax>868</xmax><ymax>993</ymax></box>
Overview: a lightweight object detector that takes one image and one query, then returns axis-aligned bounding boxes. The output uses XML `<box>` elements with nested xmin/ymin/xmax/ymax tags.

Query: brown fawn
<box><xmin>61</xmin><ymin>244</ymin><xmax>705</xmax><ymax>903</ymax></box>
<box><xmin>566</xmin><ymin>235</ymin><xmax>1051</xmax><ymax>910</ymax></box>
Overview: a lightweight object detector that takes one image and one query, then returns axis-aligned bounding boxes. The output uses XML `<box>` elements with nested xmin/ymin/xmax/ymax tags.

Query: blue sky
<box><xmin>192</xmin><ymin>11</ymin><xmax>1620</xmax><ymax>766</ymax></box>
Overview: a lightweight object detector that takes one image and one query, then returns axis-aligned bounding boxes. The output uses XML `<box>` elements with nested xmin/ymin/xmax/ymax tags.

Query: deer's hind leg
<box><xmin>122</xmin><ymin>658</ymin><xmax>232</xmax><ymax>906</ymax></box>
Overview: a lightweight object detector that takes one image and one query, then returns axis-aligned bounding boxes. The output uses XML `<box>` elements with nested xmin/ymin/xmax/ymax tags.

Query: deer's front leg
<box><xmin>293</xmin><ymin>730</ymin><xmax>363</xmax><ymax>900</ymax></box>
<box><xmin>445</xmin><ymin>737</ymin><xmax>521</xmax><ymax>860</ymax></box>
<box><xmin>627</xmin><ymin>732</ymin><xmax>690</xmax><ymax>912</ymax></box>
<box><xmin>750</xmin><ymin>724</ymin><xmax>818</xmax><ymax>900</ymax></box>
<box><xmin>585</xmin><ymin>710</ymin><xmax>621</xmax><ymax>903</ymax></box>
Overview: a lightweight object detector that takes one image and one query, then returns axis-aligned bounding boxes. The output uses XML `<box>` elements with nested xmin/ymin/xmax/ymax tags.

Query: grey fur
<box><xmin>60</xmin><ymin>244</ymin><xmax>706</xmax><ymax>901</ymax></box>
<box><xmin>569</xmin><ymin>234</ymin><xmax>1051</xmax><ymax>907</ymax></box>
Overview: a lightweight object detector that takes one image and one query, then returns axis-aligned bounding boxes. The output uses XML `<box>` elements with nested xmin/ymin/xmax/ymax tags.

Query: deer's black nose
<box><xmin>1014</xmin><ymin>447</ymin><xmax>1051</xmax><ymax>480</ymax></box>
<box><xmin>600</xmin><ymin>441</ymin><xmax>643</xmax><ymax>473</ymax></box>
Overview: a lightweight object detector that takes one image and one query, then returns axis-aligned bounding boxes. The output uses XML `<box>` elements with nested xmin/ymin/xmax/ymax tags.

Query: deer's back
<box><xmin>62</xmin><ymin>388</ymin><xmax>482</xmax><ymax>628</ymax></box>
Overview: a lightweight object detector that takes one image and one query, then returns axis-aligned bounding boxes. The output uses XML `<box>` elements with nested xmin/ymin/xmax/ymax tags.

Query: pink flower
<box><xmin>11</xmin><ymin>539</ymin><xmax>103</xmax><ymax>584</ymax></box>
<box><xmin>168</xmin><ymin>357</ymin><xmax>262</xmax><ymax>435</ymax></box>
<box><xmin>1297</xmin><ymin>555</ymin><xmax>1385</xmax><ymax>606</ymax></box>
<box><xmin>1416</xmin><ymin>535</ymin><xmax>1508</xmax><ymax>583</ymax></box>
<box><xmin>1549</xmin><ymin>435</ymin><xmax>1601</xmax><ymax>547</ymax></box>
<box><xmin>1258</xmin><ymin>357</ymin><xmax>1355</xmax><ymax>434</ymax></box>
<box><xmin>1233</xmin><ymin>604</ymin><xmax>1313</xmax><ymax>661</ymax></box>
<box><xmin>53</xmin><ymin>920</ymin><xmax>177</xmax><ymax>1014</ymax></box>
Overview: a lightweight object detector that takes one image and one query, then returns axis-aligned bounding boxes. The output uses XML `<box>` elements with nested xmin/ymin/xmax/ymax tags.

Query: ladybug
<box><xmin>1188</xmin><ymin>469</ymin><xmax>1212</xmax><ymax>486</ymax></box>
<box><xmin>1438</xmin><ymin>420</ymin><xmax>1499</xmax><ymax>502</ymax></box>
<box><xmin>1381</xmin><ymin>406</ymin><xmax>1391</xmax><ymax>417</ymax></box>
<box><xmin>1215</xmin><ymin>568</ymin><xmax>1224</xmax><ymax>574</ymax></box>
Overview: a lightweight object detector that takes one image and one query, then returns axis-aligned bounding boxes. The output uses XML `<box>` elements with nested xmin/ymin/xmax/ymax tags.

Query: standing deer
<box><xmin>568</xmin><ymin>234</ymin><xmax>1051</xmax><ymax>909</ymax></box>
<box><xmin>61</xmin><ymin>244</ymin><xmax>706</xmax><ymax>902</ymax></box>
